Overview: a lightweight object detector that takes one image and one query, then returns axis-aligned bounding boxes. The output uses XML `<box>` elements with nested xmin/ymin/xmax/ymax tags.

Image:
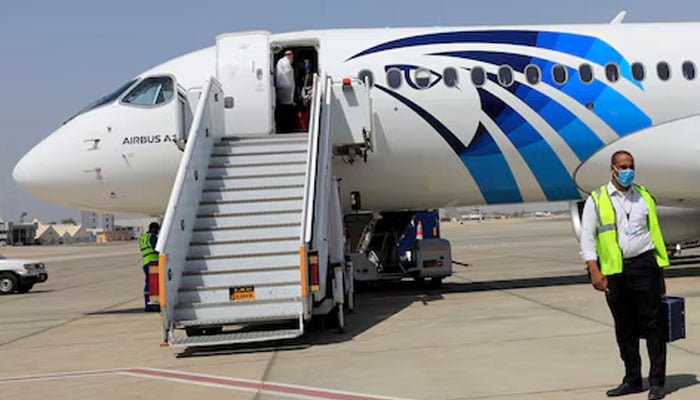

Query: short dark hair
<box><xmin>610</xmin><ymin>150</ymin><xmax>633</xmax><ymax>166</ymax></box>
<box><xmin>149</xmin><ymin>222</ymin><xmax>160</xmax><ymax>232</ymax></box>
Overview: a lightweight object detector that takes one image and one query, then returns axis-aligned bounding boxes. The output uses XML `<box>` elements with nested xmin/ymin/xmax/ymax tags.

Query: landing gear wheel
<box><xmin>0</xmin><ymin>273</ymin><xmax>18</xmax><ymax>295</ymax></box>
<box><xmin>17</xmin><ymin>282</ymin><xmax>34</xmax><ymax>294</ymax></box>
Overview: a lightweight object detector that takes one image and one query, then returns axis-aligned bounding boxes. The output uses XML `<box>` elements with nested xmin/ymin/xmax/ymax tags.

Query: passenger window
<box><xmin>631</xmin><ymin>62</ymin><xmax>646</xmax><ymax>81</ymax></box>
<box><xmin>359</xmin><ymin>69</ymin><xmax>374</xmax><ymax>87</ymax></box>
<box><xmin>443</xmin><ymin>67</ymin><xmax>459</xmax><ymax>88</ymax></box>
<box><xmin>525</xmin><ymin>64</ymin><xmax>540</xmax><ymax>84</ymax></box>
<box><xmin>579</xmin><ymin>64</ymin><xmax>594</xmax><ymax>83</ymax></box>
<box><xmin>605</xmin><ymin>63</ymin><xmax>620</xmax><ymax>83</ymax></box>
<box><xmin>498</xmin><ymin>66</ymin><xmax>514</xmax><ymax>87</ymax></box>
<box><xmin>657</xmin><ymin>62</ymin><xmax>671</xmax><ymax>81</ymax></box>
<box><xmin>682</xmin><ymin>61</ymin><xmax>696</xmax><ymax>80</ymax></box>
<box><xmin>123</xmin><ymin>77</ymin><xmax>174</xmax><ymax>106</ymax></box>
<box><xmin>415</xmin><ymin>68</ymin><xmax>432</xmax><ymax>89</ymax></box>
<box><xmin>386</xmin><ymin>68</ymin><xmax>402</xmax><ymax>89</ymax></box>
<box><xmin>552</xmin><ymin>65</ymin><xmax>567</xmax><ymax>84</ymax></box>
<box><xmin>471</xmin><ymin>67</ymin><xmax>486</xmax><ymax>87</ymax></box>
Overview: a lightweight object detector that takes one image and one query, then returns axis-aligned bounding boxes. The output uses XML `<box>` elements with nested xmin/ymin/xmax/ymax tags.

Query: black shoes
<box><xmin>605</xmin><ymin>382</ymin><xmax>665</xmax><ymax>399</ymax></box>
<box><xmin>648</xmin><ymin>386</ymin><xmax>665</xmax><ymax>400</ymax></box>
<box><xmin>606</xmin><ymin>382</ymin><xmax>644</xmax><ymax>397</ymax></box>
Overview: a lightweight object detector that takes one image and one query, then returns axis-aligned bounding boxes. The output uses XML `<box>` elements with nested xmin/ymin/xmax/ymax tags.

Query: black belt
<box><xmin>623</xmin><ymin>250</ymin><xmax>654</xmax><ymax>264</ymax></box>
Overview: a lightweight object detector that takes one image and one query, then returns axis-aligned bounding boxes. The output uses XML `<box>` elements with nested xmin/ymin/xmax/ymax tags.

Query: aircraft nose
<box><xmin>12</xmin><ymin>146</ymin><xmax>42</xmax><ymax>193</ymax></box>
<box><xmin>12</xmin><ymin>127</ymin><xmax>82</xmax><ymax>201</ymax></box>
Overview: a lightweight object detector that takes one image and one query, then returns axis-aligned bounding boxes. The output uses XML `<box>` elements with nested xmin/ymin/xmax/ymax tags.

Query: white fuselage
<box><xmin>13</xmin><ymin>22</ymin><xmax>700</xmax><ymax>215</ymax></box>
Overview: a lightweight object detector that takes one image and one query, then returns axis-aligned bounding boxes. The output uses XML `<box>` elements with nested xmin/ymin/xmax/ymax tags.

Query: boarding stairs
<box><xmin>172</xmin><ymin>134</ymin><xmax>310</xmax><ymax>346</ymax></box>
<box><xmin>156</xmin><ymin>71</ymin><xmax>357</xmax><ymax>347</ymax></box>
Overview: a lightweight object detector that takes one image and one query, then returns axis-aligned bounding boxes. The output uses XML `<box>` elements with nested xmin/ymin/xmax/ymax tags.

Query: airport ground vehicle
<box><xmin>348</xmin><ymin>210</ymin><xmax>452</xmax><ymax>285</ymax></box>
<box><xmin>0</xmin><ymin>253</ymin><xmax>48</xmax><ymax>294</ymax></box>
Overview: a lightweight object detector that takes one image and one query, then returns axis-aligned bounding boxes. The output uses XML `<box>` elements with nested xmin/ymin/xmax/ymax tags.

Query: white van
<box><xmin>0</xmin><ymin>253</ymin><xmax>48</xmax><ymax>294</ymax></box>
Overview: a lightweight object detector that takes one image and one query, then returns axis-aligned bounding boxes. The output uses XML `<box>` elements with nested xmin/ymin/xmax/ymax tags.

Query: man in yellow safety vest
<box><xmin>140</xmin><ymin>222</ymin><xmax>160</xmax><ymax>312</ymax></box>
<box><xmin>580</xmin><ymin>150</ymin><xmax>668</xmax><ymax>400</ymax></box>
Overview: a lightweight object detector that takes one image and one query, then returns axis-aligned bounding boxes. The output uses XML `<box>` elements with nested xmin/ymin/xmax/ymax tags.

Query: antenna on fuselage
<box><xmin>610</xmin><ymin>10</ymin><xmax>627</xmax><ymax>24</ymax></box>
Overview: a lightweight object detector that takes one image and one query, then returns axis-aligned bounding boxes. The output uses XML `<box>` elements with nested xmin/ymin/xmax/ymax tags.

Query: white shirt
<box><xmin>580</xmin><ymin>181</ymin><xmax>655</xmax><ymax>262</ymax></box>
<box><xmin>275</xmin><ymin>57</ymin><xmax>295</xmax><ymax>105</ymax></box>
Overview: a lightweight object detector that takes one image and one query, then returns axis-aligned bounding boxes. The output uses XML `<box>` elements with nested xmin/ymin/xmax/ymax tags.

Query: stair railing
<box><xmin>156</xmin><ymin>77</ymin><xmax>225</xmax><ymax>342</ymax></box>
<box><xmin>300</xmin><ymin>74</ymin><xmax>335</xmax><ymax>307</ymax></box>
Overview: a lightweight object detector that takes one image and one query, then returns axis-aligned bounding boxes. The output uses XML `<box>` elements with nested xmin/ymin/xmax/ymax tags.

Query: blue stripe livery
<box><xmin>352</xmin><ymin>30</ymin><xmax>654</xmax><ymax>204</ymax></box>
<box><xmin>461</xmin><ymin>123</ymin><xmax>523</xmax><ymax>203</ymax></box>
<box><xmin>477</xmin><ymin>88</ymin><xmax>581</xmax><ymax>201</ymax></box>
<box><xmin>503</xmin><ymin>80</ymin><xmax>604</xmax><ymax>161</ymax></box>
<box><xmin>374</xmin><ymin>84</ymin><xmax>522</xmax><ymax>204</ymax></box>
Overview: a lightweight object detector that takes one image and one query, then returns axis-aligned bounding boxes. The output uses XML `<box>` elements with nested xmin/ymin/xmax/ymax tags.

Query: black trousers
<box><xmin>275</xmin><ymin>104</ymin><xmax>296</xmax><ymax>133</ymax></box>
<box><xmin>606</xmin><ymin>250</ymin><xmax>666</xmax><ymax>387</ymax></box>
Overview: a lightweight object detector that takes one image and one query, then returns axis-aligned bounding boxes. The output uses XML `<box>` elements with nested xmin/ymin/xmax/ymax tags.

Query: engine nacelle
<box><xmin>573</xmin><ymin>114</ymin><xmax>700</xmax><ymax>208</ymax></box>
<box><xmin>570</xmin><ymin>201</ymin><xmax>700</xmax><ymax>246</ymax></box>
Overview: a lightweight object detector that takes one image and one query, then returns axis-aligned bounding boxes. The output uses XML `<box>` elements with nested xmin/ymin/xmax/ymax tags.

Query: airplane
<box><xmin>13</xmin><ymin>19</ymin><xmax>700</xmax><ymax>244</ymax></box>
<box><xmin>14</xmin><ymin>16</ymin><xmax>700</xmax><ymax>345</ymax></box>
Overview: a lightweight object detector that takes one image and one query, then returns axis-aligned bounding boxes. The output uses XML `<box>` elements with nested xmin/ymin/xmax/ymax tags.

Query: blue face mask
<box><xmin>614</xmin><ymin>166</ymin><xmax>635</xmax><ymax>187</ymax></box>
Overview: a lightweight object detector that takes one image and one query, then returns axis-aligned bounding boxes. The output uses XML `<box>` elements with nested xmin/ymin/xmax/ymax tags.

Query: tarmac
<box><xmin>1</xmin><ymin>216</ymin><xmax>699</xmax><ymax>399</ymax></box>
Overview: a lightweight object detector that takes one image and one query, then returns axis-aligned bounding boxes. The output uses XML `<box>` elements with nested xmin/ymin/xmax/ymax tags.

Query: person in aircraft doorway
<box><xmin>275</xmin><ymin>49</ymin><xmax>296</xmax><ymax>133</ymax></box>
<box><xmin>580</xmin><ymin>150</ymin><xmax>669</xmax><ymax>400</ymax></box>
<box><xmin>297</xmin><ymin>58</ymin><xmax>314</xmax><ymax>132</ymax></box>
<box><xmin>140</xmin><ymin>222</ymin><xmax>160</xmax><ymax>312</ymax></box>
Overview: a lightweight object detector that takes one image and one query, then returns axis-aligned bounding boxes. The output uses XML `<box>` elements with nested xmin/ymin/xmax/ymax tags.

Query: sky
<box><xmin>1</xmin><ymin>0</ymin><xmax>699</xmax><ymax>222</ymax></box>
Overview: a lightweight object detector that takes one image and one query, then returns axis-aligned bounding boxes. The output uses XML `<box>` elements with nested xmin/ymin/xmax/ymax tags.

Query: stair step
<box><xmin>191</xmin><ymin>224</ymin><xmax>300</xmax><ymax>243</ymax></box>
<box><xmin>169</xmin><ymin>328</ymin><xmax>303</xmax><ymax>347</ymax></box>
<box><xmin>177</xmin><ymin>283</ymin><xmax>301</xmax><ymax>304</ymax></box>
<box><xmin>176</xmin><ymin>313</ymin><xmax>300</xmax><ymax>328</ymax></box>
<box><xmin>200</xmin><ymin>186</ymin><xmax>304</xmax><ymax>203</ymax></box>
<box><xmin>198</xmin><ymin>198</ymin><xmax>303</xmax><ymax>216</ymax></box>
<box><xmin>174</xmin><ymin>299</ymin><xmax>303</xmax><ymax>322</ymax></box>
<box><xmin>207</xmin><ymin>163</ymin><xmax>306</xmax><ymax>178</ymax></box>
<box><xmin>195</xmin><ymin>212</ymin><xmax>302</xmax><ymax>230</ymax></box>
<box><xmin>185</xmin><ymin>253</ymin><xmax>299</xmax><ymax>273</ymax></box>
<box><xmin>220</xmin><ymin>134</ymin><xmax>307</xmax><ymax>144</ymax></box>
<box><xmin>187</xmin><ymin>239</ymin><xmax>299</xmax><ymax>258</ymax></box>
<box><xmin>210</xmin><ymin>152</ymin><xmax>306</xmax><ymax>167</ymax></box>
<box><xmin>181</xmin><ymin>268</ymin><xmax>301</xmax><ymax>289</ymax></box>
<box><xmin>204</xmin><ymin>174</ymin><xmax>305</xmax><ymax>191</ymax></box>
<box><xmin>212</xmin><ymin>142</ymin><xmax>308</xmax><ymax>156</ymax></box>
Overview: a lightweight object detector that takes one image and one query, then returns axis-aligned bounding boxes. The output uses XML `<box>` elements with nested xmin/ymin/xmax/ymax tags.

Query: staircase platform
<box><xmin>169</xmin><ymin>328</ymin><xmax>303</xmax><ymax>348</ymax></box>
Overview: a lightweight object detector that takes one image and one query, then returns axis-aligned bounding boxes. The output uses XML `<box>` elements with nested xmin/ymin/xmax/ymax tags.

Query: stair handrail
<box><xmin>301</xmin><ymin>73</ymin><xmax>325</xmax><ymax>244</ymax></box>
<box><xmin>300</xmin><ymin>74</ymin><xmax>335</xmax><ymax>302</ymax></box>
<box><xmin>156</xmin><ymin>77</ymin><xmax>225</xmax><ymax>341</ymax></box>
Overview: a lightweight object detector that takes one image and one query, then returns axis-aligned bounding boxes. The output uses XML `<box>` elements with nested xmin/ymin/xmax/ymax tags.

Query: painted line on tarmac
<box><xmin>0</xmin><ymin>367</ymin><xmax>412</xmax><ymax>400</ymax></box>
<box><xmin>0</xmin><ymin>368</ymin><xmax>126</xmax><ymax>383</ymax></box>
<box><xmin>122</xmin><ymin>368</ymin><xmax>413</xmax><ymax>400</ymax></box>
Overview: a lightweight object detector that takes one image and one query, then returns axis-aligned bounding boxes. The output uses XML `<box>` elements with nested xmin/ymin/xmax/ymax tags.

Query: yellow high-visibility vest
<box><xmin>140</xmin><ymin>233</ymin><xmax>159</xmax><ymax>265</ymax></box>
<box><xmin>590</xmin><ymin>184</ymin><xmax>669</xmax><ymax>275</ymax></box>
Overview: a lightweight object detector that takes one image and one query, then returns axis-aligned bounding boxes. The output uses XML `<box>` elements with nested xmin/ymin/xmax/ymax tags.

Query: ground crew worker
<box><xmin>275</xmin><ymin>49</ymin><xmax>296</xmax><ymax>132</ymax></box>
<box><xmin>580</xmin><ymin>150</ymin><xmax>668</xmax><ymax>400</ymax></box>
<box><xmin>140</xmin><ymin>222</ymin><xmax>160</xmax><ymax>312</ymax></box>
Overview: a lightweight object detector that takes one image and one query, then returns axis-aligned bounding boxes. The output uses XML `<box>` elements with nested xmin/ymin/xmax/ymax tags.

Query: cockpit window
<box><xmin>123</xmin><ymin>77</ymin><xmax>174</xmax><ymax>106</ymax></box>
<box><xmin>65</xmin><ymin>79</ymin><xmax>138</xmax><ymax>123</ymax></box>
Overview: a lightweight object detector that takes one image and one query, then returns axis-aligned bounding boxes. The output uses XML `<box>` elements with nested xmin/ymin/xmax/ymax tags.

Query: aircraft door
<box><xmin>329</xmin><ymin>77</ymin><xmax>374</xmax><ymax>158</ymax></box>
<box><xmin>216</xmin><ymin>31</ymin><xmax>272</xmax><ymax>135</ymax></box>
<box><xmin>177</xmin><ymin>92</ymin><xmax>193</xmax><ymax>150</ymax></box>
